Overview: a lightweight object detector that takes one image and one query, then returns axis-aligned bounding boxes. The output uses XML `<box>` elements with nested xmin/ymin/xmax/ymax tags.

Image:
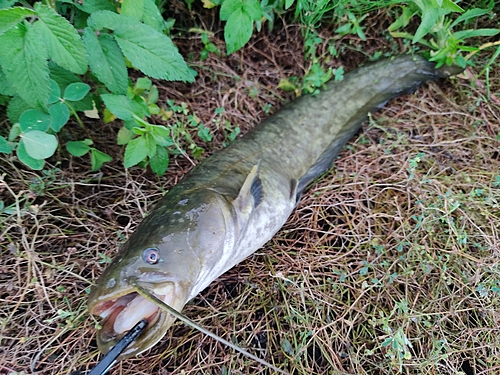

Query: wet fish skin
<box><xmin>88</xmin><ymin>55</ymin><xmax>460</xmax><ymax>358</ymax></box>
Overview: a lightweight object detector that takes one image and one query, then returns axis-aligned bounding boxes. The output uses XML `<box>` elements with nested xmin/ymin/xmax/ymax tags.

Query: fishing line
<box><xmin>129</xmin><ymin>277</ymin><xmax>290</xmax><ymax>375</ymax></box>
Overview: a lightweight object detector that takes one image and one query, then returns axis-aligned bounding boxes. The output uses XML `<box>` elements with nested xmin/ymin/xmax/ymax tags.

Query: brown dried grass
<box><xmin>1</xmin><ymin>7</ymin><xmax>500</xmax><ymax>375</ymax></box>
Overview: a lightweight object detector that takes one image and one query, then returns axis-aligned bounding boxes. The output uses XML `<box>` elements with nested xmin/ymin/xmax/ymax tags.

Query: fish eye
<box><xmin>142</xmin><ymin>248</ymin><xmax>160</xmax><ymax>264</ymax></box>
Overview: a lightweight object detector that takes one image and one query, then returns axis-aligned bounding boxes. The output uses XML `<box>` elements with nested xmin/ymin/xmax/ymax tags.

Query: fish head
<box><xmin>88</xmin><ymin>188</ymin><xmax>230</xmax><ymax>358</ymax></box>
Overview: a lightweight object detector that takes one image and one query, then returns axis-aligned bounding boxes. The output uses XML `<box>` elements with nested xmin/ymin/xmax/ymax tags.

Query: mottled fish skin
<box><xmin>88</xmin><ymin>55</ymin><xmax>461</xmax><ymax>358</ymax></box>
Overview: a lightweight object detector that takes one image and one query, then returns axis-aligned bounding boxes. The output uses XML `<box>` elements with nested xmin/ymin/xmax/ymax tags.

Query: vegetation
<box><xmin>1</xmin><ymin>0</ymin><xmax>499</xmax><ymax>374</ymax></box>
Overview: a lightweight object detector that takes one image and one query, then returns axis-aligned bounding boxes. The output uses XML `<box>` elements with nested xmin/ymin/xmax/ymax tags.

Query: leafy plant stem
<box><xmin>65</xmin><ymin>102</ymin><xmax>84</xmax><ymax>128</ymax></box>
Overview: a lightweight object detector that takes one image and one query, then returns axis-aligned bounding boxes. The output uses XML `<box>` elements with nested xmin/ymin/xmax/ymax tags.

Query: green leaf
<box><xmin>135</xmin><ymin>77</ymin><xmax>152</xmax><ymax>91</ymax></box>
<box><xmin>0</xmin><ymin>135</ymin><xmax>12</xmax><ymax>153</ymax></box>
<box><xmin>82</xmin><ymin>28</ymin><xmax>128</xmax><ymax>94</ymax></box>
<box><xmin>33</xmin><ymin>3</ymin><xmax>88</xmax><ymax>74</ymax></box>
<box><xmin>88</xmin><ymin>10</ymin><xmax>137</xmax><ymax>31</ymax></box>
<box><xmin>63</xmin><ymin>82</ymin><xmax>91</xmax><ymax>101</ymax></box>
<box><xmin>388</xmin><ymin>6</ymin><xmax>416</xmax><ymax>32</ymax></box>
<box><xmin>49</xmin><ymin>102</ymin><xmax>70</xmax><ymax>131</ymax></box>
<box><xmin>220</xmin><ymin>0</ymin><xmax>241</xmax><ymax>20</ymax></box>
<box><xmin>0</xmin><ymin>24</ymin><xmax>50</xmax><ymax>108</ymax></box>
<box><xmin>8</xmin><ymin>123</ymin><xmax>21</xmax><ymax>141</ymax></box>
<box><xmin>117</xmin><ymin>126</ymin><xmax>135</xmax><ymax>145</ymax></box>
<box><xmin>224</xmin><ymin>8</ymin><xmax>253</xmax><ymax>54</ymax></box>
<box><xmin>0</xmin><ymin>7</ymin><xmax>35</xmax><ymax>37</ymax></box>
<box><xmin>66</xmin><ymin>140</ymin><xmax>91</xmax><ymax>156</ymax></box>
<box><xmin>74</xmin><ymin>0</ymin><xmax>116</xmax><ymax>14</ymax></box>
<box><xmin>149</xmin><ymin>145</ymin><xmax>169</xmax><ymax>176</ymax></box>
<box><xmin>124</xmin><ymin>136</ymin><xmax>148</xmax><ymax>168</ymax></box>
<box><xmin>121</xmin><ymin>0</ymin><xmax>144</xmax><ymax>20</ymax></box>
<box><xmin>142</xmin><ymin>0</ymin><xmax>165</xmax><ymax>32</ymax></box>
<box><xmin>101</xmin><ymin>94</ymin><xmax>149</xmax><ymax>121</ymax></box>
<box><xmin>49</xmin><ymin>79</ymin><xmax>61</xmax><ymax>104</ymax></box>
<box><xmin>145</xmin><ymin>133</ymin><xmax>157</xmax><ymax>158</ymax></box>
<box><xmin>150</xmin><ymin>124</ymin><xmax>173</xmax><ymax>144</ymax></box>
<box><xmin>49</xmin><ymin>62</ymin><xmax>81</xmax><ymax>89</ymax></box>
<box><xmin>7</xmin><ymin>95</ymin><xmax>30</xmax><ymax>123</ymax></box>
<box><xmin>20</xmin><ymin>130</ymin><xmax>57</xmax><ymax>159</ymax></box>
<box><xmin>450</xmin><ymin>8</ymin><xmax>491</xmax><ymax>28</ymax></box>
<box><xmin>113</xmin><ymin>23</ymin><xmax>195</xmax><ymax>82</ymax></box>
<box><xmin>412</xmin><ymin>8</ymin><xmax>438</xmax><ymax>44</ymax></box>
<box><xmin>452</xmin><ymin>28</ymin><xmax>499</xmax><ymax>40</ymax></box>
<box><xmin>243</xmin><ymin>0</ymin><xmax>262</xmax><ymax>21</ymax></box>
<box><xmin>17</xmin><ymin>139</ymin><xmax>45</xmax><ymax>170</ymax></box>
<box><xmin>90</xmin><ymin>148</ymin><xmax>112</xmax><ymax>171</ymax></box>
<box><xmin>440</xmin><ymin>0</ymin><xmax>463</xmax><ymax>12</ymax></box>
<box><xmin>19</xmin><ymin>109</ymin><xmax>52</xmax><ymax>132</ymax></box>
<box><xmin>285</xmin><ymin>0</ymin><xmax>294</xmax><ymax>9</ymax></box>
<box><xmin>0</xmin><ymin>66</ymin><xmax>16</xmax><ymax>96</ymax></box>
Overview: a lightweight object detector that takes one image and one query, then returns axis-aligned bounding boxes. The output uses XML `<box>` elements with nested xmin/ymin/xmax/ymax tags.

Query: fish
<box><xmin>87</xmin><ymin>55</ymin><xmax>461</xmax><ymax>359</ymax></box>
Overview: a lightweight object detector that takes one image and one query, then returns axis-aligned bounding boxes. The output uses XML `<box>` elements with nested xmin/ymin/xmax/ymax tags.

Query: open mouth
<box><xmin>92</xmin><ymin>291</ymin><xmax>167</xmax><ymax>342</ymax></box>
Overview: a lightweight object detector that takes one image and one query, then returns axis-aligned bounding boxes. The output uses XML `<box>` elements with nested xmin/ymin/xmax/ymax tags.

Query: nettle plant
<box><xmin>0</xmin><ymin>0</ymin><xmax>296</xmax><ymax>175</ymax></box>
<box><xmin>0</xmin><ymin>0</ymin><xmax>196</xmax><ymax>174</ymax></box>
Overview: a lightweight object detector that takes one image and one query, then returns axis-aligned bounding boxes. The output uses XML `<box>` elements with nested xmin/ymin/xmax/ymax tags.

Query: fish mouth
<box><xmin>89</xmin><ymin>281</ymin><xmax>185</xmax><ymax>358</ymax></box>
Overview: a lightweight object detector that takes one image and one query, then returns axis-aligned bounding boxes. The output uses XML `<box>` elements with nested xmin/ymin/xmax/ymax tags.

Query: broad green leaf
<box><xmin>145</xmin><ymin>133</ymin><xmax>157</xmax><ymax>158</ymax></box>
<box><xmin>49</xmin><ymin>79</ymin><xmax>61</xmax><ymax>104</ymax></box>
<box><xmin>90</xmin><ymin>148</ymin><xmax>112</xmax><ymax>171</ymax></box>
<box><xmin>66</xmin><ymin>140</ymin><xmax>91</xmax><ymax>156</ymax></box>
<box><xmin>63</xmin><ymin>82</ymin><xmax>91</xmax><ymax>101</ymax></box>
<box><xmin>74</xmin><ymin>0</ymin><xmax>116</xmax><ymax>14</ymax></box>
<box><xmin>33</xmin><ymin>3</ymin><xmax>88</xmax><ymax>74</ymax></box>
<box><xmin>21</xmin><ymin>130</ymin><xmax>57</xmax><ymax>159</ymax></box>
<box><xmin>8</xmin><ymin>123</ymin><xmax>21</xmax><ymax>141</ymax></box>
<box><xmin>101</xmin><ymin>94</ymin><xmax>149</xmax><ymax>121</ymax></box>
<box><xmin>122</xmin><ymin>0</ymin><xmax>144</xmax><ymax>20</ymax></box>
<box><xmin>147</xmin><ymin>85</ymin><xmax>159</xmax><ymax>105</ymax></box>
<box><xmin>0</xmin><ymin>66</ymin><xmax>16</xmax><ymax>96</ymax></box>
<box><xmin>0</xmin><ymin>7</ymin><xmax>35</xmax><ymax>36</ymax></box>
<box><xmin>142</xmin><ymin>0</ymin><xmax>165</xmax><ymax>32</ymax></box>
<box><xmin>224</xmin><ymin>8</ymin><xmax>253</xmax><ymax>54</ymax></box>
<box><xmin>124</xmin><ymin>136</ymin><xmax>148</xmax><ymax>168</ymax></box>
<box><xmin>7</xmin><ymin>95</ymin><xmax>31</xmax><ymax>124</ymax></box>
<box><xmin>451</xmin><ymin>8</ymin><xmax>491</xmax><ymax>28</ymax></box>
<box><xmin>243</xmin><ymin>0</ymin><xmax>262</xmax><ymax>21</ymax></box>
<box><xmin>220</xmin><ymin>0</ymin><xmax>241</xmax><ymax>20</ymax></box>
<box><xmin>0</xmin><ymin>24</ymin><xmax>50</xmax><ymax>108</ymax></box>
<box><xmin>285</xmin><ymin>0</ymin><xmax>294</xmax><ymax>9</ymax></box>
<box><xmin>117</xmin><ymin>126</ymin><xmax>135</xmax><ymax>145</ymax></box>
<box><xmin>0</xmin><ymin>136</ymin><xmax>12</xmax><ymax>153</ymax></box>
<box><xmin>82</xmin><ymin>28</ymin><xmax>128</xmax><ymax>94</ymax></box>
<box><xmin>49</xmin><ymin>62</ymin><xmax>81</xmax><ymax>89</ymax></box>
<box><xmin>88</xmin><ymin>10</ymin><xmax>136</xmax><ymax>31</ymax></box>
<box><xmin>49</xmin><ymin>102</ymin><xmax>70</xmax><ymax>131</ymax></box>
<box><xmin>149</xmin><ymin>145</ymin><xmax>169</xmax><ymax>176</ymax></box>
<box><xmin>19</xmin><ymin>109</ymin><xmax>52</xmax><ymax>132</ymax></box>
<box><xmin>17</xmin><ymin>139</ymin><xmax>45</xmax><ymax>170</ymax></box>
<box><xmin>113</xmin><ymin>23</ymin><xmax>195</xmax><ymax>82</ymax></box>
<box><xmin>453</xmin><ymin>28</ymin><xmax>499</xmax><ymax>40</ymax></box>
<box><xmin>135</xmin><ymin>77</ymin><xmax>152</xmax><ymax>91</ymax></box>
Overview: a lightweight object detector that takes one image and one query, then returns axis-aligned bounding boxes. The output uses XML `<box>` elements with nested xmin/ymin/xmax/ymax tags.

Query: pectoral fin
<box><xmin>290</xmin><ymin>178</ymin><xmax>301</xmax><ymax>206</ymax></box>
<box><xmin>233</xmin><ymin>161</ymin><xmax>263</xmax><ymax>217</ymax></box>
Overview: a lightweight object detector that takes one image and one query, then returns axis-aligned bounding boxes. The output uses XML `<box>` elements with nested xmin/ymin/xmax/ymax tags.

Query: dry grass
<box><xmin>1</xmin><ymin>6</ymin><xmax>500</xmax><ymax>375</ymax></box>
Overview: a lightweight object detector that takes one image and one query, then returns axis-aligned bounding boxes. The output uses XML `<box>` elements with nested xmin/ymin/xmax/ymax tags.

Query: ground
<box><xmin>1</xmin><ymin>4</ymin><xmax>500</xmax><ymax>375</ymax></box>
